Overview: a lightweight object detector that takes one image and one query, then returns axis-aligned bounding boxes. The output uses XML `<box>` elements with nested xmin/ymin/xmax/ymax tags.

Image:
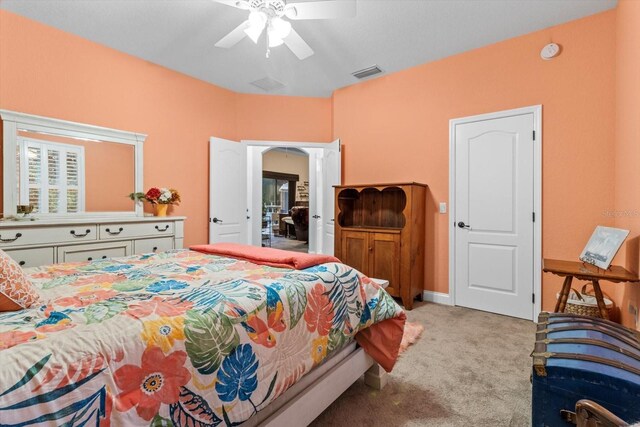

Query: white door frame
<box><xmin>448</xmin><ymin>105</ymin><xmax>542</xmax><ymax>320</ymax></box>
<box><xmin>244</xmin><ymin>140</ymin><xmax>326</xmax><ymax>253</ymax></box>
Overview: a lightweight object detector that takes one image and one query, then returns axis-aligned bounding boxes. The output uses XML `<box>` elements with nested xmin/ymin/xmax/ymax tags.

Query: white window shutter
<box><xmin>19</xmin><ymin>138</ymin><xmax>85</xmax><ymax>215</ymax></box>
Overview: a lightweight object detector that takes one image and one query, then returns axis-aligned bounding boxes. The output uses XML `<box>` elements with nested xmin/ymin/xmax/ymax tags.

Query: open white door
<box><xmin>321</xmin><ymin>140</ymin><xmax>341</xmax><ymax>256</ymax></box>
<box><xmin>209</xmin><ymin>137</ymin><xmax>248</xmax><ymax>244</ymax></box>
<box><xmin>307</xmin><ymin>149</ymin><xmax>321</xmax><ymax>254</ymax></box>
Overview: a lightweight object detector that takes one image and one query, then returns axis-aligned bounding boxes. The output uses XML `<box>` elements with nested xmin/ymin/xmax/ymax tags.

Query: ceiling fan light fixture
<box><xmin>244</xmin><ymin>25</ymin><xmax>263</xmax><ymax>43</ymax></box>
<box><xmin>268</xmin><ymin>36</ymin><xmax>284</xmax><ymax>47</ymax></box>
<box><xmin>245</xmin><ymin>10</ymin><xmax>267</xmax><ymax>43</ymax></box>
<box><xmin>248</xmin><ymin>10</ymin><xmax>267</xmax><ymax>30</ymax></box>
<box><xmin>269</xmin><ymin>17</ymin><xmax>291</xmax><ymax>40</ymax></box>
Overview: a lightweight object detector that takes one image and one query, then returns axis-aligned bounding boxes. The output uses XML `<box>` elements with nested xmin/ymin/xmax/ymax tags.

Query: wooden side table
<box><xmin>543</xmin><ymin>258</ymin><xmax>640</xmax><ymax>319</ymax></box>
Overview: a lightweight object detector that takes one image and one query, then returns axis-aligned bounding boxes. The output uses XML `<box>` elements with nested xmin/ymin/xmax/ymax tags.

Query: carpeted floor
<box><xmin>271</xmin><ymin>235</ymin><xmax>308</xmax><ymax>253</ymax></box>
<box><xmin>311</xmin><ymin>302</ymin><xmax>536</xmax><ymax>427</ymax></box>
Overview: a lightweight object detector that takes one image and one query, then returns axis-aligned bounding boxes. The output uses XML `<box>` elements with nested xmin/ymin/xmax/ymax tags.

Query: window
<box><xmin>262</xmin><ymin>177</ymin><xmax>293</xmax><ymax>214</ymax></box>
<box><xmin>279</xmin><ymin>182</ymin><xmax>289</xmax><ymax>213</ymax></box>
<box><xmin>18</xmin><ymin>138</ymin><xmax>85</xmax><ymax>214</ymax></box>
<box><xmin>262</xmin><ymin>171</ymin><xmax>299</xmax><ymax>216</ymax></box>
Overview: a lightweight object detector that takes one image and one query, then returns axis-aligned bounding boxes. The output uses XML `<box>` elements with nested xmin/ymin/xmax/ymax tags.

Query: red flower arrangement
<box><xmin>129</xmin><ymin>188</ymin><xmax>181</xmax><ymax>205</ymax></box>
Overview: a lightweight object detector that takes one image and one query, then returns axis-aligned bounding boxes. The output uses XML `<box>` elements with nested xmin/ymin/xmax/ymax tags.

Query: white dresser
<box><xmin>0</xmin><ymin>216</ymin><xmax>186</xmax><ymax>268</ymax></box>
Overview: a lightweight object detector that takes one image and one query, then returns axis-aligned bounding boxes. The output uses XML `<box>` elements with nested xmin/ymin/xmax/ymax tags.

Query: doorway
<box><xmin>209</xmin><ymin>137</ymin><xmax>340</xmax><ymax>255</ymax></box>
<box><xmin>261</xmin><ymin>148</ymin><xmax>309</xmax><ymax>253</ymax></box>
<box><xmin>449</xmin><ymin>106</ymin><xmax>542</xmax><ymax>320</ymax></box>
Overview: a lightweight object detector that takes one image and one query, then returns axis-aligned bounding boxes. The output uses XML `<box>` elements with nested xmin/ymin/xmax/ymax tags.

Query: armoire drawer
<box><xmin>5</xmin><ymin>247</ymin><xmax>55</xmax><ymax>268</ymax></box>
<box><xmin>57</xmin><ymin>242</ymin><xmax>131</xmax><ymax>263</ymax></box>
<box><xmin>134</xmin><ymin>237</ymin><xmax>174</xmax><ymax>254</ymax></box>
<box><xmin>99</xmin><ymin>222</ymin><xmax>174</xmax><ymax>240</ymax></box>
<box><xmin>0</xmin><ymin>225</ymin><xmax>97</xmax><ymax>248</ymax></box>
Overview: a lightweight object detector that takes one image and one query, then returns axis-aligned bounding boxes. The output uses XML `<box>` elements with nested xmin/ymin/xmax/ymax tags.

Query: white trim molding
<box><xmin>422</xmin><ymin>291</ymin><xmax>453</xmax><ymax>306</ymax></box>
<box><xmin>0</xmin><ymin>110</ymin><xmax>146</xmax><ymax>144</ymax></box>
<box><xmin>448</xmin><ymin>105</ymin><xmax>543</xmax><ymax>321</ymax></box>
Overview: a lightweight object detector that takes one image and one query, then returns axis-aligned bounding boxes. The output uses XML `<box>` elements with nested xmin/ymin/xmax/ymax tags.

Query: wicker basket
<box><xmin>557</xmin><ymin>283</ymin><xmax>613</xmax><ymax>318</ymax></box>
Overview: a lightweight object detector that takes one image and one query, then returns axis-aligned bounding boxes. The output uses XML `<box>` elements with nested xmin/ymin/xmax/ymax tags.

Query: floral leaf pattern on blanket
<box><xmin>0</xmin><ymin>249</ymin><xmax>403</xmax><ymax>426</ymax></box>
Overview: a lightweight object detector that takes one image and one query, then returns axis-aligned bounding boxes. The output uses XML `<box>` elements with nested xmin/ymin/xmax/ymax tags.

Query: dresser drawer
<box><xmin>99</xmin><ymin>222</ymin><xmax>174</xmax><ymax>240</ymax></box>
<box><xmin>57</xmin><ymin>241</ymin><xmax>131</xmax><ymax>263</ymax></box>
<box><xmin>4</xmin><ymin>247</ymin><xmax>55</xmax><ymax>268</ymax></box>
<box><xmin>0</xmin><ymin>225</ymin><xmax>97</xmax><ymax>248</ymax></box>
<box><xmin>134</xmin><ymin>237</ymin><xmax>174</xmax><ymax>254</ymax></box>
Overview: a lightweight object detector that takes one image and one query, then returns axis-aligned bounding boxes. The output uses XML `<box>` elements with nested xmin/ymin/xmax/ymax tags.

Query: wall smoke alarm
<box><xmin>540</xmin><ymin>43</ymin><xmax>561</xmax><ymax>60</ymax></box>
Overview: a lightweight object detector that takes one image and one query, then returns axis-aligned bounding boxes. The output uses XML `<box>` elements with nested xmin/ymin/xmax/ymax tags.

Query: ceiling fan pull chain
<box><xmin>266</xmin><ymin>31</ymin><xmax>271</xmax><ymax>58</ymax></box>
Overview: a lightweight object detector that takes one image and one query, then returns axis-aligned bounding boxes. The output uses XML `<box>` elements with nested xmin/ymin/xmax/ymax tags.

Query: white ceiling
<box><xmin>1</xmin><ymin>0</ymin><xmax>617</xmax><ymax>97</ymax></box>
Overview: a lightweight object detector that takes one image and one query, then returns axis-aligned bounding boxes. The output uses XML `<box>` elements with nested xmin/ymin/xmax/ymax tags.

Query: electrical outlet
<box><xmin>439</xmin><ymin>202</ymin><xmax>447</xmax><ymax>214</ymax></box>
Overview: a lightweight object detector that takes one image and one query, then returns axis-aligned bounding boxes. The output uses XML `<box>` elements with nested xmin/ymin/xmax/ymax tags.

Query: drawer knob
<box><xmin>155</xmin><ymin>225</ymin><xmax>170</xmax><ymax>232</ymax></box>
<box><xmin>87</xmin><ymin>257</ymin><xmax>93</xmax><ymax>261</ymax></box>
<box><xmin>105</xmin><ymin>227</ymin><xmax>124</xmax><ymax>236</ymax></box>
<box><xmin>153</xmin><ymin>246</ymin><xmax>158</xmax><ymax>252</ymax></box>
<box><xmin>18</xmin><ymin>261</ymin><xmax>25</xmax><ymax>266</ymax></box>
<box><xmin>71</xmin><ymin>229</ymin><xmax>91</xmax><ymax>238</ymax></box>
<box><xmin>0</xmin><ymin>232</ymin><xmax>22</xmax><ymax>242</ymax></box>
<box><xmin>102</xmin><ymin>255</ymin><xmax>107</xmax><ymax>259</ymax></box>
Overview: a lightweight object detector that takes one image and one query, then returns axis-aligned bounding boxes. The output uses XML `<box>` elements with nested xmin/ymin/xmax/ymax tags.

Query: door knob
<box><xmin>212</xmin><ymin>217</ymin><xmax>223</xmax><ymax>223</ymax></box>
<box><xmin>457</xmin><ymin>221</ymin><xmax>470</xmax><ymax>229</ymax></box>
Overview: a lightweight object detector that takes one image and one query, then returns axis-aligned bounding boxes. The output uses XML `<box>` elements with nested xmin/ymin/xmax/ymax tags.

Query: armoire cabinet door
<box><xmin>369</xmin><ymin>232</ymin><xmax>401</xmax><ymax>297</ymax></box>
<box><xmin>341</xmin><ymin>230</ymin><xmax>369</xmax><ymax>275</ymax></box>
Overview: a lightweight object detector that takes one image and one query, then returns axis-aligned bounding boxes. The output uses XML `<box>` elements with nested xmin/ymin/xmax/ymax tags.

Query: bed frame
<box><xmin>246</xmin><ymin>344</ymin><xmax>387</xmax><ymax>426</ymax></box>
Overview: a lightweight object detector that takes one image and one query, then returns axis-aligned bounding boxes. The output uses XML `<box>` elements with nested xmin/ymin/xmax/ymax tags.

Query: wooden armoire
<box><xmin>334</xmin><ymin>183</ymin><xmax>427</xmax><ymax>310</ymax></box>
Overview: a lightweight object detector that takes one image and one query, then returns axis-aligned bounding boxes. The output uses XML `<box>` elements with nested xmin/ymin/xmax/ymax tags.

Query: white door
<box><xmin>454</xmin><ymin>113</ymin><xmax>535</xmax><ymax>320</ymax></box>
<box><xmin>307</xmin><ymin>149</ymin><xmax>321</xmax><ymax>254</ymax></box>
<box><xmin>321</xmin><ymin>140</ymin><xmax>341</xmax><ymax>256</ymax></box>
<box><xmin>209</xmin><ymin>137</ymin><xmax>248</xmax><ymax>244</ymax></box>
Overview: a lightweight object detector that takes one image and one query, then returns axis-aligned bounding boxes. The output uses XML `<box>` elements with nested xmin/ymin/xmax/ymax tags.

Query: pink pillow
<box><xmin>0</xmin><ymin>250</ymin><xmax>40</xmax><ymax>312</ymax></box>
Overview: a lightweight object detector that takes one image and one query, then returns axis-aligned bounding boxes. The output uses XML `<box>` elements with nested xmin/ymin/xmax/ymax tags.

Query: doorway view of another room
<box><xmin>262</xmin><ymin>148</ymin><xmax>309</xmax><ymax>253</ymax></box>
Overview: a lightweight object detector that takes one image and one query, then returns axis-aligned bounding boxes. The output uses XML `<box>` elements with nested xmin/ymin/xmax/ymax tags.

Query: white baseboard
<box><xmin>422</xmin><ymin>291</ymin><xmax>453</xmax><ymax>306</ymax></box>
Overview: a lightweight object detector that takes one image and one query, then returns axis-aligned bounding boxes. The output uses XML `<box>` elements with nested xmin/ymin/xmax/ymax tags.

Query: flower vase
<box><xmin>155</xmin><ymin>204</ymin><xmax>169</xmax><ymax>217</ymax></box>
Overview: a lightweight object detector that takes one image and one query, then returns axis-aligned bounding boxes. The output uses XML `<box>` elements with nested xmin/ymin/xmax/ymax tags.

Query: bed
<box><xmin>0</xmin><ymin>248</ymin><xmax>405</xmax><ymax>426</ymax></box>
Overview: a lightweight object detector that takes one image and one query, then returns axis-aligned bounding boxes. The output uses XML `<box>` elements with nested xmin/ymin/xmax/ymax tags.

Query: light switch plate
<box><xmin>439</xmin><ymin>202</ymin><xmax>447</xmax><ymax>214</ymax></box>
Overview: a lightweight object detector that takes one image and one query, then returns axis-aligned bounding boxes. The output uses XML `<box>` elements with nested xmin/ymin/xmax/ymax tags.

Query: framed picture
<box><xmin>579</xmin><ymin>226</ymin><xmax>630</xmax><ymax>269</ymax></box>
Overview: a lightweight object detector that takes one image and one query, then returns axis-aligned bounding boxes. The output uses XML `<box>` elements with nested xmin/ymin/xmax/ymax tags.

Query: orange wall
<box><xmin>236</xmin><ymin>93</ymin><xmax>332</xmax><ymax>142</ymax></box>
<box><xmin>333</xmin><ymin>11</ymin><xmax>618</xmax><ymax>314</ymax></box>
<box><xmin>0</xmin><ymin>10</ymin><xmax>331</xmax><ymax>246</ymax></box>
<box><xmin>613</xmin><ymin>0</ymin><xmax>640</xmax><ymax>329</ymax></box>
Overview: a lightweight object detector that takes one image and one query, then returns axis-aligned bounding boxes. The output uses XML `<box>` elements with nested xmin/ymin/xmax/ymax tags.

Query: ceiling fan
<box><xmin>213</xmin><ymin>0</ymin><xmax>356</xmax><ymax>60</ymax></box>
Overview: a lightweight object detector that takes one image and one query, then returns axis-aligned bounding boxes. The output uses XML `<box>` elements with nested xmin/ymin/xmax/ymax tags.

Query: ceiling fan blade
<box><xmin>212</xmin><ymin>0</ymin><xmax>250</xmax><ymax>9</ymax></box>
<box><xmin>285</xmin><ymin>0</ymin><xmax>356</xmax><ymax>20</ymax></box>
<box><xmin>215</xmin><ymin>20</ymin><xmax>250</xmax><ymax>48</ymax></box>
<box><xmin>283</xmin><ymin>28</ymin><xmax>314</xmax><ymax>60</ymax></box>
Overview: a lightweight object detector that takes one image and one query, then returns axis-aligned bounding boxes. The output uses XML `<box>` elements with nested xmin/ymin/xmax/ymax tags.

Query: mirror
<box><xmin>1</xmin><ymin>110</ymin><xmax>145</xmax><ymax>218</ymax></box>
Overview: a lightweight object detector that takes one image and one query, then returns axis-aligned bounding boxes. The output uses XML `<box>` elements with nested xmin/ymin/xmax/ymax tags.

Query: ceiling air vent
<box><xmin>352</xmin><ymin>65</ymin><xmax>383</xmax><ymax>80</ymax></box>
<box><xmin>250</xmin><ymin>77</ymin><xmax>285</xmax><ymax>92</ymax></box>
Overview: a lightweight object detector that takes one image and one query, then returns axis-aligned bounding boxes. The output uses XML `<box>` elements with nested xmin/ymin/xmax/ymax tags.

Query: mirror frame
<box><xmin>0</xmin><ymin>110</ymin><xmax>146</xmax><ymax>218</ymax></box>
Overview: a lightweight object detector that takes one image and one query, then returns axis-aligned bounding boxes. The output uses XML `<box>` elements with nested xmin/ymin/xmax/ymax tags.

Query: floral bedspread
<box><xmin>0</xmin><ymin>249</ymin><xmax>404</xmax><ymax>426</ymax></box>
